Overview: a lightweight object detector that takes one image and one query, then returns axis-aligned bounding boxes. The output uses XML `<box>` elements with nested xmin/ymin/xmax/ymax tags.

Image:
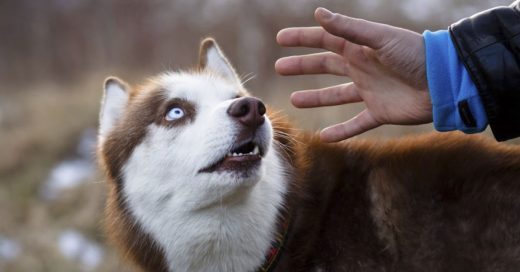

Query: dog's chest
<box><xmin>124</xmin><ymin>179</ymin><xmax>288</xmax><ymax>271</ymax></box>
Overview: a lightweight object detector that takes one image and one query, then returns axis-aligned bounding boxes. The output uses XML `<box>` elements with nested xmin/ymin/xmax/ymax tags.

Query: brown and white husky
<box><xmin>97</xmin><ymin>39</ymin><xmax>520</xmax><ymax>272</ymax></box>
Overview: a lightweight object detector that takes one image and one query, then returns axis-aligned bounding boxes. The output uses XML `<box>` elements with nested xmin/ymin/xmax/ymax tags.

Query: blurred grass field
<box><xmin>0</xmin><ymin>0</ymin><xmax>512</xmax><ymax>271</ymax></box>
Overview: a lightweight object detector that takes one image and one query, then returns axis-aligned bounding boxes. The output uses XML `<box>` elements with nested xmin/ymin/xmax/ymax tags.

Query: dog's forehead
<box><xmin>157</xmin><ymin>72</ymin><xmax>241</xmax><ymax>101</ymax></box>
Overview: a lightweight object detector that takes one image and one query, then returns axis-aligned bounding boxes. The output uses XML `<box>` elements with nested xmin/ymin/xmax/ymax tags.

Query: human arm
<box><xmin>448</xmin><ymin>1</ymin><xmax>520</xmax><ymax>141</ymax></box>
<box><xmin>276</xmin><ymin>4</ymin><xmax>520</xmax><ymax>142</ymax></box>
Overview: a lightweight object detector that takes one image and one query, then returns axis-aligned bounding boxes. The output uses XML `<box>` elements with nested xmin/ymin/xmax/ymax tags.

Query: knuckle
<box><xmin>319</xmin><ymin>56</ymin><xmax>329</xmax><ymax>71</ymax></box>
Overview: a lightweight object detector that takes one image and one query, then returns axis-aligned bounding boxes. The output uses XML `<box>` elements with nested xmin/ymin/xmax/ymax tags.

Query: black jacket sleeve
<box><xmin>449</xmin><ymin>1</ymin><xmax>520</xmax><ymax>141</ymax></box>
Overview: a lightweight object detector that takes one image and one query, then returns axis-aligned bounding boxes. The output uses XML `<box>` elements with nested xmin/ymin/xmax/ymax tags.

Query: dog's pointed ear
<box><xmin>198</xmin><ymin>38</ymin><xmax>240</xmax><ymax>82</ymax></box>
<box><xmin>99</xmin><ymin>77</ymin><xmax>129</xmax><ymax>138</ymax></box>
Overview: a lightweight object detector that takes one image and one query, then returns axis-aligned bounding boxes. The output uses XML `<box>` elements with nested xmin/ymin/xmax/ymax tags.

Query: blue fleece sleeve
<box><xmin>423</xmin><ymin>30</ymin><xmax>488</xmax><ymax>133</ymax></box>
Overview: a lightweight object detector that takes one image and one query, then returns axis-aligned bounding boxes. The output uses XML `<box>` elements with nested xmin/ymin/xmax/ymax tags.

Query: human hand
<box><xmin>275</xmin><ymin>7</ymin><xmax>433</xmax><ymax>142</ymax></box>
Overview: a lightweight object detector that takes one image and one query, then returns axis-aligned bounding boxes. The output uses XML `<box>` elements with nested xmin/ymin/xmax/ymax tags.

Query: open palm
<box><xmin>275</xmin><ymin>8</ymin><xmax>432</xmax><ymax>142</ymax></box>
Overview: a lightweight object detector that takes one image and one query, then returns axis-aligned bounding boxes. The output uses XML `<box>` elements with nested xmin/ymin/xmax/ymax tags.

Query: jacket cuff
<box><xmin>423</xmin><ymin>30</ymin><xmax>488</xmax><ymax>133</ymax></box>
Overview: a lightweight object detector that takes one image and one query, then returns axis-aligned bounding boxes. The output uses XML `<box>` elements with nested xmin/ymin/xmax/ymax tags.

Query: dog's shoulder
<box><xmin>282</xmin><ymin>132</ymin><xmax>520</xmax><ymax>271</ymax></box>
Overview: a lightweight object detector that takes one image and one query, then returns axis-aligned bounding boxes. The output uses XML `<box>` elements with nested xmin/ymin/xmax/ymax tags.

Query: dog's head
<box><xmin>98</xmin><ymin>39</ymin><xmax>286</xmax><ymax>211</ymax></box>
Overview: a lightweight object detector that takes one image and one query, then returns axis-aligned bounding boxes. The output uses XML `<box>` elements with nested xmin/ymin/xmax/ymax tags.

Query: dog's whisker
<box><xmin>240</xmin><ymin>73</ymin><xmax>256</xmax><ymax>86</ymax></box>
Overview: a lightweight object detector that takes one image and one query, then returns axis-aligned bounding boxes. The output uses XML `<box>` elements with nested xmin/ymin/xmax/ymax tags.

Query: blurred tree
<box><xmin>0</xmin><ymin>0</ymin><xmax>511</xmax><ymax>88</ymax></box>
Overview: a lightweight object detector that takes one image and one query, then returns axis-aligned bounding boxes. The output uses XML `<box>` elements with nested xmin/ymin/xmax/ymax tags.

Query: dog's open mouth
<box><xmin>199</xmin><ymin>140</ymin><xmax>264</xmax><ymax>173</ymax></box>
<box><xmin>227</xmin><ymin>141</ymin><xmax>260</xmax><ymax>157</ymax></box>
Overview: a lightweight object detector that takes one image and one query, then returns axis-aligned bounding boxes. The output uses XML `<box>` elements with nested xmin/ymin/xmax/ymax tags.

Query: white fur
<box><xmin>99</xmin><ymin>81</ymin><xmax>128</xmax><ymax>139</ymax></box>
<box><xmin>205</xmin><ymin>45</ymin><xmax>238</xmax><ymax>82</ymax></box>
<box><xmin>99</xmin><ymin>45</ymin><xmax>288</xmax><ymax>271</ymax></box>
<box><xmin>116</xmin><ymin>72</ymin><xmax>287</xmax><ymax>272</ymax></box>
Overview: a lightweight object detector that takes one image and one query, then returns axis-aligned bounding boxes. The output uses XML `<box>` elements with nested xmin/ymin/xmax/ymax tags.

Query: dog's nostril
<box><xmin>239</xmin><ymin>104</ymin><xmax>249</xmax><ymax>116</ymax></box>
<box><xmin>258</xmin><ymin>101</ymin><xmax>266</xmax><ymax>116</ymax></box>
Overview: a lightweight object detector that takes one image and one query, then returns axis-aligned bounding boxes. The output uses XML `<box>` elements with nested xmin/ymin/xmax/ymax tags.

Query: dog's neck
<box><xmin>256</xmin><ymin>205</ymin><xmax>292</xmax><ymax>272</ymax></box>
<box><xmin>123</xmin><ymin>145</ymin><xmax>289</xmax><ymax>272</ymax></box>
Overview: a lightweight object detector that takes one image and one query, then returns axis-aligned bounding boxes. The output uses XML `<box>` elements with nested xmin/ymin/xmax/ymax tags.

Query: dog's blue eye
<box><xmin>166</xmin><ymin>107</ymin><xmax>184</xmax><ymax>121</ymax></box>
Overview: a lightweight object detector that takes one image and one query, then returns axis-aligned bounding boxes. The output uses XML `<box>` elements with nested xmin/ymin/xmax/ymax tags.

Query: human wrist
<box><xmin>423</xmin><ymin>30</ymin><xmax>488</xmax><ymax>133</ymax></box>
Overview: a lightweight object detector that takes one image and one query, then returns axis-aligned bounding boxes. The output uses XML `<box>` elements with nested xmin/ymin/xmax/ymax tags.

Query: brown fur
<box><xmin>99</xmin><ymin>44</ymin><xmax>520</xmax><ymax>272</ymax></box>
<box><xmin>197</xmin><ymin>38</ymin><xmax>215</xmax><ymax>69</ymax></box>
<box><xmin>100</xmin><ymin>78</ymin><xmax>520</xmax><ymax>272</ymax></box>
<box><xmin>99</xmin><ymin>83</ymin><xmax>170</xmax><ymax>272</ymax></box>
<box><xmin>99</xmin><ymin>73</ymin><xmax>248</xmax><ymax>272</ymax></box>
<box><xmin>272</xmin><ymin>131</ymin><xmax>520</xmax><ymax>272</ymax></box>
<box><xmin>198</xmin><ymin>38</ymin><xmax>233</xmax><ymax>72</ymax></box>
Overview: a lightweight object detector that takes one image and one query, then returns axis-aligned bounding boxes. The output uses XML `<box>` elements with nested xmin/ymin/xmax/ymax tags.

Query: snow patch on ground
<box><xmin>58</xmin><ymin>230</ymin><xmax>104</xmax><ymax>270</ymax></box>
<box><xmin>40</xmin><ymin>129</ymin><xmax>97</xmax><ymax>200</ymax></box>
<box><xmin>0</xmin><ymin>236</ymin><xmax>21</xmax><ymax>261</ymax></box>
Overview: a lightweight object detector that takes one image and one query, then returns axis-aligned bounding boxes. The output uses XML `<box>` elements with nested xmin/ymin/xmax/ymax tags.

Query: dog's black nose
<box><xmin>227</xmin><ymin>97</ymin><xmax>266</xmax><ymax>128</ymax></box>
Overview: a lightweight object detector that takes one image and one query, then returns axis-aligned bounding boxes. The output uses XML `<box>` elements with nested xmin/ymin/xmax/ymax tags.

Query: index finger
<box><xmin>276</xmin><ymin>27</ymin><xmax>347</xmax><ymax>55</ymax></box>
<box><xmin>315</xmin><ymin>7</ymin><xmax>390</xmax><ymax>50</ymax></box>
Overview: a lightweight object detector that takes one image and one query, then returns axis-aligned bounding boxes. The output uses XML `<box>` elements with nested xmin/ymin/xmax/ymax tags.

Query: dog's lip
<box><xmin>198</xmin><ymin>139</ymin><xmax>265</xmax><ymax>173</ymax></box>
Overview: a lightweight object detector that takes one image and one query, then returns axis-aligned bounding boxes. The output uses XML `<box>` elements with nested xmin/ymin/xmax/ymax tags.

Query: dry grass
<box><xmin>0</xmin><ymin>75</ymin><xmax>133</xmax><ymax>271</ymax></box>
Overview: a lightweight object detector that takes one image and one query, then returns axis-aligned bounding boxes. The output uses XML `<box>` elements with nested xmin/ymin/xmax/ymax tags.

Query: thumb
<box><xmin>314</xmin><ymin>7</ymin><xmax>388</xmax><ymax>50</ymax></box>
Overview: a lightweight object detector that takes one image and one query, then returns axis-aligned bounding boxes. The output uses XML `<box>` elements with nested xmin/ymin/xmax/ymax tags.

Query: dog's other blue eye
<box><xmin>166</xmin><ymin>107</ymin><xmax>184</xmax><ymax>121</ymax></box>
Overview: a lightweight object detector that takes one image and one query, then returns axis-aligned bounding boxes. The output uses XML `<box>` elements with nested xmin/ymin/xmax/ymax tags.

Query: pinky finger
<box><xmin>320</xmin><ymin>109</ymin><xmax>380</xmax><ymax>142</ymax></box>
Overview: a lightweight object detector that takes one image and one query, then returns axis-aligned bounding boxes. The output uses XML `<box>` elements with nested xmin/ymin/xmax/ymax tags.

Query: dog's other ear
<box><xmin>99</xmin><ymin>77</ymin><xmax>129</xmax><ymax>138</ymax></box>
<box><xmin>198</xmin><ymin>38</ymin><xmax>240</xmax><ymax>82</ymax></box>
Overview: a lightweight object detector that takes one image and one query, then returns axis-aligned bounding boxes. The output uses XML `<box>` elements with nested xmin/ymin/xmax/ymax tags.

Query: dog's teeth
<box><xmin>228</xmin><ymin>145</ymin><xmax>260</xmax><ymax>158</ymax></box>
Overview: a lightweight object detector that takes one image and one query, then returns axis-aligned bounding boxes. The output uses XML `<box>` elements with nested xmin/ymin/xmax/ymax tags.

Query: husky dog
<box><xmin>97</xmin><ymin>39</ymin><xmax>520</xmax><ymax>272</ymax></box>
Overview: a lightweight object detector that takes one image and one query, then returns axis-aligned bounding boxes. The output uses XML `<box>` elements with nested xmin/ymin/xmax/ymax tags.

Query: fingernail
<box><xmin>274</xmin><ymin>59</ymin><xmax>282</xmax><ymax>69</ymax></box>
<box><xmin>316</xmin><ymin>7</ymin><xmax>333</xmax><ymax>20</ymax></box>
<box><xmin>274</xmin><ymin>58</ymin><xmax>287</xmax><ymax>67</ymax></box>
